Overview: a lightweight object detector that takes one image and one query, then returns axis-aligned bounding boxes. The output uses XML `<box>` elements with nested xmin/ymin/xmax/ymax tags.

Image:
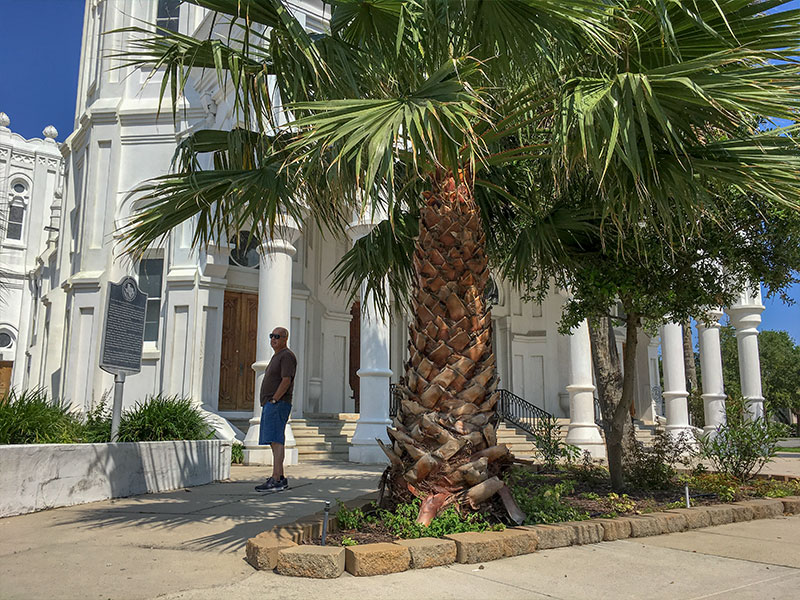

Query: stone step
<box><xmin>287</xmin><ymin>415</ymin><xmax>659</xmax><ymax>461</ymax></box>
<box><xmin>296</xmin><ymin>438</ymin><xmax>350</xmax><ymax>452</ymax></box>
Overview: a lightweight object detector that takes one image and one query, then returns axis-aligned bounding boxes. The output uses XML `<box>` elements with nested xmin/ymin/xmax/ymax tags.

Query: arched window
<box><xmin>6</xmin><ymin>180</ymin><xmax>28</xmax><ymax>242</ymax></box>
<box><xmin>7</xmin><ymin>204</ymin><xmax>24</xmax><ymax>240</ymax></box>
<box><xmin>0</xmin><ymin>331</ymin><xmax>13</xmax><ymax>348</ymax></box>
<box><xmin>229</xmin><ymin>231</ymin><xmax>260</xmax><ymax>269</ymax></box>
<box><xmin>138</xmin><ymin>257</ymin><xmax>164</xmax><ymax>343</ymax></box>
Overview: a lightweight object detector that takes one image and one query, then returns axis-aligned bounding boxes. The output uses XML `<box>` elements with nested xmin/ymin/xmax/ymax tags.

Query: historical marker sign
<box><xmin>100</xmin><ymin>276</ymin><xmax>147</xmax><ymax>375</ymax></box>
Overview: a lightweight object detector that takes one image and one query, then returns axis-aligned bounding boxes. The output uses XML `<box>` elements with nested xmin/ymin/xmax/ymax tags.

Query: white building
<box><xmin>0</xmin><ymin>113</ymin><xmax>64</xmax><ymax>398</ymax></box>
<box><xmin>0</xmin><ymin>0</ymin><xmax>768</xmax><ymax>464</ymax></box>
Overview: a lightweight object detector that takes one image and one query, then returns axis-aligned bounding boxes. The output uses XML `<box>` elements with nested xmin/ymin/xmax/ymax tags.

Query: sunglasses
<box><xmin>269</xmin><ymin>333</ymin><xmax>283</xmax><ymax>339</ymax></box>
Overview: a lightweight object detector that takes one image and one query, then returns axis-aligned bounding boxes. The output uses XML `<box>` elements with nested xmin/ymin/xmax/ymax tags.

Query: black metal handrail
<box><xmin>496</xmin><ymin>388</ymin><xmax>553</xmax><ymax>437</ymax></box>
<box><xmin>389</xmin><ymin>383</ymin><xmax>401</xmax><ymax>417</ymax></box>
<box><xmin>594</xmin><ymin>396</ymin><xmax>604</xmax><ymax>428</ymax></box>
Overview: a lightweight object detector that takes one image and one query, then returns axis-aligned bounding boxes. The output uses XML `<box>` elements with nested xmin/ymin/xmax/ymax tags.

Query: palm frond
<box><xmin>290</xmin><ymin>57</ymin><xmax>490</xmax><ymax>202</ymax></box>
<box><xmin>330</xmin><ymin>205</ymin><xmax>419</xmax><ymax>313</ymax></box>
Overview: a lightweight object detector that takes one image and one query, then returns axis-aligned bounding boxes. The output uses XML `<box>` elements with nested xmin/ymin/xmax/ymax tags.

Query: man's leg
<box><xmin>271</xmin><ymin>443</ymin><xmax>285</xmax><ymax>480</ymax></box>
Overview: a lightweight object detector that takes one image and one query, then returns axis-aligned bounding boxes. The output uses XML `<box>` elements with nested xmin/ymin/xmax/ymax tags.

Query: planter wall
<box><xmin>0</xmin><ymin>439</ymin><xmax>231</xmax><ymax>517</ymax></box>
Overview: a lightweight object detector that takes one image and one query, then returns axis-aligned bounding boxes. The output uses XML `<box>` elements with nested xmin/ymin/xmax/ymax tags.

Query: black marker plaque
<box><xmin>100</xmin><ymin>276</ymin><xmax>147</xmax><ymax>375</ymax></box>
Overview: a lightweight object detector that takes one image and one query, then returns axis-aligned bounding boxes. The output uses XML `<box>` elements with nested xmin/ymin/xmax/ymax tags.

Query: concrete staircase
<box><xmin>233</xmin><ymin>413</ymin><xmax>661</xmax><ymax>462</ymax></box>
<box><xmin>496</xmin><ymin>418</ymin><xmax>661</xmax><ymax>457</ymax></box>
<box><xmin>291</xmin><ymin>414</ymin><xmax>358</xmax><ymax>461</ymax></box>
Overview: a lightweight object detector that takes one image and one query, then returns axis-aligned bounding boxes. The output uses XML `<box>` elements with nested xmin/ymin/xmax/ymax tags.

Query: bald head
<box><xmin>270</xmin><ymin>327</ymin><xmax>289</xmax><ymax>351</ymax></box>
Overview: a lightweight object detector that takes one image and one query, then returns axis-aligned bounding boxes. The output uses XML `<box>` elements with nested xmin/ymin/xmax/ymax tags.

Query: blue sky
<box><xmin>1</xmin><ymin>0</ymin><xmax>798</xmax><ymax>342</ymax></box>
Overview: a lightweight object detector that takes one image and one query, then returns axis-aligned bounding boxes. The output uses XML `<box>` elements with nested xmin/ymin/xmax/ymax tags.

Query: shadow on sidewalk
<box><xmin>51</xmin><ymin>466</ymin><xmax>382</xmax><ymax>552</ymax></box>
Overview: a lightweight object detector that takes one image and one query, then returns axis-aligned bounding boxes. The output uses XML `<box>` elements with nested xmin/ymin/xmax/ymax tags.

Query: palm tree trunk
<box><xmin>381</xmin><ymin>171</ymin><xmax>508</xmax><ymax>522</ymax></box>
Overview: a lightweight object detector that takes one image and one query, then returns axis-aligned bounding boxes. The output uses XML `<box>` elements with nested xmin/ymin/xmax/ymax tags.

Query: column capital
<box><xmin>726</xmin><ymin>304</ymin><xmax>764</xmax><ymax>334</ymax></box>
<box><xmin>346</xmin><ymin>216</ymin><xmax>381</xmax><ymax>243</ymax></box>
<box><xmin>695</xmin><ymin>307</ymin><xmax>724</xmax><ymax>331</ymax></box>
<box><xmin>259</xmin><ymin>219</ymin><xmax>301</xmax><ymax>258</ymax></box>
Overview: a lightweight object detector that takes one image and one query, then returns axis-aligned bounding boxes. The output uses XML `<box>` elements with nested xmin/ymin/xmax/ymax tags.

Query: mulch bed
<box><xmin>304</xmin><ymin>521</ymin><xmax>398</xmax><ymax>546</ymax></box>
<box><xmin>302</xmin><ymin>463</ymin><xmax>795</xmax><ymax>547</ymax></box>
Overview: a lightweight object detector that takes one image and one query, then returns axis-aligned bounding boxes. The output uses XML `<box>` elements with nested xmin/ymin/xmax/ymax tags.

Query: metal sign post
<box><xmin>99</xmin><ymin>276</ymin><xmax>147</xmax><ymax>441</ymax></box>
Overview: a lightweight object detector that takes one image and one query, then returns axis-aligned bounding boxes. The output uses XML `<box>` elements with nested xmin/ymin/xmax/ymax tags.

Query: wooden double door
<box><xmin>218</xmin><ymin>292</ymin><xmax>258</xmax><ymax>411</ymax></box>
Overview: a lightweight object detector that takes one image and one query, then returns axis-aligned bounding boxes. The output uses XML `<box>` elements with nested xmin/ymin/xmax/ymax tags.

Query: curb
<box><xmin>248</xmin><ymin>495</ymin><xmax>800</xmax><ymax>578</ymax></box>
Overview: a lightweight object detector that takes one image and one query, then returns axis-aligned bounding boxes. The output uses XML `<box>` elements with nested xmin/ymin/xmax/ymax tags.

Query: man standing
<box><xmin>255</xmin><ymin>326</ymin><xmax>297</xmax><ymax>493</ymax></box>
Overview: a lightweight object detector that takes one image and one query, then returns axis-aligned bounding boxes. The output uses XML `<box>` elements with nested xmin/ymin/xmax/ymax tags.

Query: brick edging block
<box><xmin>345</xmin><ymin>542</ymin><xmax>411</xmax><ymax>576</ymax></box>
<box><xmin>257</xmin><ymin>494</ymin><xmax>800</xmax><ymax>578</ymax></box>
<box><xmin>277</xmin><ymin>546</ymin><xmax>345</xmax><ymax>579</ymax></box>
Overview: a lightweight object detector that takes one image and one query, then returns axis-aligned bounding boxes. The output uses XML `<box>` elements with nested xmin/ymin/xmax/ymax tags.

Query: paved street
<box><xmin>1</xmin><ymin>459</ymin><xmax>799</xmax><ymax>600</ymax></box>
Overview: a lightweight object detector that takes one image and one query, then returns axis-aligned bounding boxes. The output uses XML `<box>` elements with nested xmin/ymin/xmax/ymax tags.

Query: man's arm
<box><xmin>273</xmin><ymin>376</ymin><xmax>292</xmax><ymax>402</ymax></box>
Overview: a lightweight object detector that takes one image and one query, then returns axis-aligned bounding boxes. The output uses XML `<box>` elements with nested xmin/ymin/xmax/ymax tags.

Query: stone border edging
<box><xmin>246</xmin><ymin>495</ymin><xmax>800</xmax><ymax>578</ymax></box>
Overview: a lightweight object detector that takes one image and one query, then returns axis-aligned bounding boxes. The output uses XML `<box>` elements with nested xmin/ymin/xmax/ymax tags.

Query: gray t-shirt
<box><xmin>259</xmin><ymin>348</ymin><xmax>297</xmax><ymax>406</ymax></box>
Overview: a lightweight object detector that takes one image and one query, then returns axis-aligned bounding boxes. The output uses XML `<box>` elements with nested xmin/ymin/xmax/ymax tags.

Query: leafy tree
<box><xmin>720</xmin><ymin>326</ymin><xmax>800</xmax><ymax>436</ymax></box>
<box><xmin>120</xmin><ymin>1</ymin><xmax>800</xmax><ymax>507</ymax></box>
<box><xmin>531</xmin><ymin>197</ymin><xmax>800</xmax><ymax>489</ymax></box>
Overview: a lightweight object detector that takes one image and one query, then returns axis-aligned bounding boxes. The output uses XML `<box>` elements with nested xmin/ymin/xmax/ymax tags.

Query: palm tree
<box><xmin>120</xmin><ymin>0</ymin><xmax>800</xmax><ymax>511</ymax></box>
<box><xmin>329</xmin><ymin>0</ymin><xmax>800</xmax><ymax>492</ymax></box>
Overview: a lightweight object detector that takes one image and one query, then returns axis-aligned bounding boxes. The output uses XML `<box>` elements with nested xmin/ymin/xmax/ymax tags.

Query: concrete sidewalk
<box><xmin>155</xmin><ymin>516</ymin><xmax>800</xmax><ymax>600</ymax></box>
<box><xmin>0</xmin><ymin>462</ymin><xmax>384</xmax><ymax>600</ymax></box>
<box><xmin>2</xmin><ymin>457</ymin><xmax>799</xmax><ymax>600</ymax></box>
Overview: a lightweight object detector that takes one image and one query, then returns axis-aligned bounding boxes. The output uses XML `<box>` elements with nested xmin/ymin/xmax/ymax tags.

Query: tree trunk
<box><xmin>383</xmin><ymin>171</ymin><xmax>508</xmax><ymax>521</ymax></box>
<box><xmin>682</xmin><ymin>320</ymin><xmax>698</xmax><ymax>393</ymax></box>
<box><xmin>588</xmin><ymin>315</ymin><xmax>637</xmax><ymax>491</ymax></box>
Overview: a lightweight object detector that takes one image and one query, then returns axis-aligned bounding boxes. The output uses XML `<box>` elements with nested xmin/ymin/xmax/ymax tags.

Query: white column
<box><xmin>243</xmin><ymin>219</ymin><xmax>300</xmax><ymax>465</ymax></box>
<box><xmin>564</xmin><ymin>320</ymin><xmax>605</xmax><ymax>458</ymax></box>
<box><xmin>347</xmin><ymin>219</ymin><xmax>392</xmax><ymax>464</ymax></box>
<box><xmin>661</xmin><ymin>321</ymin><xmax>694</xmax><ymax>440</ymax></box>
<box><xmin>727</xmin><ymin>286</ymin><xmax>765</xmax><ymax>420</ymax></box>
<box><xmin>696</xmin><ymin>308</ymin><xmax>726</xmax><ymax>435</ymax></box>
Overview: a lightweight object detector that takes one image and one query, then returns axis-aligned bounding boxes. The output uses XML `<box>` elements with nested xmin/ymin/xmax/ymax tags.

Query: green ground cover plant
<box><xmin>504</xmin><ymin>466</ymin><xmax>589</xmax><ymax>524</ymax></box>
<box><xmin>332</xmin><ymin>498</ymin><xmax>502</xmax><ymax>544</ymax></box>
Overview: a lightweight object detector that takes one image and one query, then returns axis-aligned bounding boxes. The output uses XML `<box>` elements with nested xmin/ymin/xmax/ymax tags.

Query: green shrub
<box><xmin>0</xmin><ymin>389</ymin><xmax>84</xmax><ymax>444</ymax></box>
<box><xmin>565</xmin><ymin>454</ymin><xmax>610</xmax><ymax>486</ymax></box>
<box><xmin>532</xmin><ymin>414</ymin><xmax>580</xmax><ymax>470</ymax></box>
<box><xmin>624</xmin><ymin>429</ymin><xmax>695</xmax><ymax>490</ymax></box>
<box><xmin>697</xmin><ymin>396</ymin><xmax>789</xmax><ymax>481</ymax></box>
<box><xmin>231</xmin><ymin>442</ymin><xmax>244</xmax><ymax>464</ymax></box>
<box><xmin>340</xmin><ymin>535</ymin><xmax>358</xmax><ymax>546</ymax></box>
<box><xmin>82</xmin><ymin>398</ymin><xmax>112</xmax><ymax>443</ymax></box>
<box><xmin>116</xmin><ymin>395</ymin><xmax>212</xmax><ymax>442</ymax></box>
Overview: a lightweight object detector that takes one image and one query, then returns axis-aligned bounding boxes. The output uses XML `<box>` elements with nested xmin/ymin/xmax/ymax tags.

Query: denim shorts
<box><xmin>259</xmin><ymin>401</ymin><xmax>291</xmax><ymax>445</ymax></box>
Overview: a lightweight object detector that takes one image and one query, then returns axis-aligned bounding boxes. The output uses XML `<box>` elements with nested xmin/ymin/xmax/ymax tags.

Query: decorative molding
<box><xmin>324</xmin><ymin>310</ymin><xmax>352</xmax><ymax>323</ymax></box>
<box><xmin>120</xmin><ymin>133</ymin><xmax>178</xmax><ymax>146</ymax></box>
<box><xmin>512</xmin><ymin>331</ymin><xmax>547</xmax><ymax>343</ymax></box>
<box><xmin>11</xmin><ymin>152</ymin><xmax>35</xmax><ymax>166</ymax></box>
